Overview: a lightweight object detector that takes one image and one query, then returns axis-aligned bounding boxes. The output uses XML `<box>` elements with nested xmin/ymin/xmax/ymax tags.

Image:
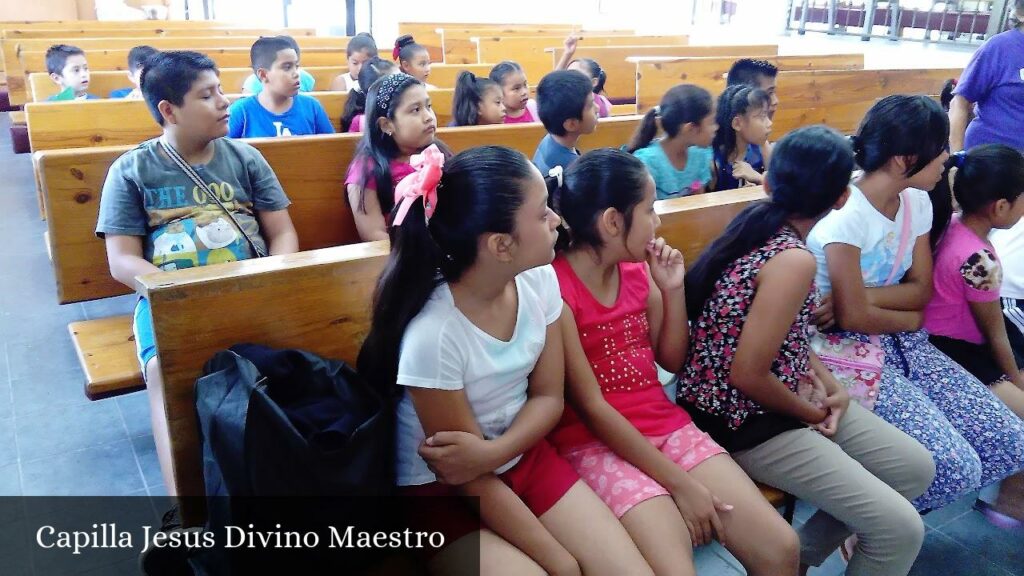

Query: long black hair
<box><xmin>686</xmin><ymin>125</ymin><xmax>855</xmax><ymax>317</ymax></box>
<box><xmin>712</xmin><ymin>84</ymin><xmax>770</xmax><ymax>161</ymax></box>
<box><xmin>357</xmin><ymin>146</ymin><xmax>538</xmax><ymax>397</ymax></box>
<box><xmin>451</xmin><ymin>71</ymin><xmax>499</xmax><ymax>126</ymax></box>
<box><xmin>850</xmin><ymin>94</ymin><xmax>948</xmax><ymax>178</ymax></box>
<box><xmin>626</xmin><ymin>84</ymin><xmax>713</xmax><ymax>153</ymax></box>
<box><xmin>551</xmin><ymin>148</ymin><xmax>650</xmax><ymax>252</ymax></box>
<box><xmin>930</xmin><ymin>144</ymin><xmax>1024</xmax><ymax>249</ymax></box>
<box><xmin>571</xmin><ymin>58</ymin><xmax>607</xmax><ymax>94</ymax></box>
<box><xmin>341</xmin><ymin>57</ymin><xmax>397</xmax><ymax>131</ymax></box>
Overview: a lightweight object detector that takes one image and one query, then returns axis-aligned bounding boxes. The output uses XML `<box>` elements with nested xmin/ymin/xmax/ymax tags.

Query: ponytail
<box><xmin>940</xmin><ymin>78</ymin><xmax>957</xmax><ymax>112</ymax></box>
<box><xmin>928</xmin><ymin>154</ymin><xmax>961</xmax><ymax>250</ymax></box>
<box><xmin>341</xmin><ymin>87</ymin><xmax>366</xmax><ymax>131</ymax></box>
<box><xmin>626</xmin><ymin>108</ymin><xmax>659</xmax><ymax>153</ymax></box>
<box><xmin>686</xmin><ymin>125</ymin><xmax>854</xmax><ymax>317</ymax></box>
<box><xmin>451</xmin><ymin>70</ymin><xmax>498</xmax><ymax>126</ymax></box>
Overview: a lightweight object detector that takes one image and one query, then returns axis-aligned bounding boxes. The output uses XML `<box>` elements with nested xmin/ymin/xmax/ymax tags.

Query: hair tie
<box><xmin>376</xmin><ymin>73</ymin><xmax>415</xmax><ymax>116</ymax></box>
<box><xmin>653</xmin><ymin>105</ymin><xmax>661</xmax><ymax>117</ymax></box>
<box><xmin>392</xmin><ymin>44</ymin><xmax>401</xmax><ymax>60</ymax></box>
<box><xmin>548</xmin><ymin>165</ymin><xmax>564</xmax><ymax>188</ymax></box>
<box><xmin>393</xmin><ymin>144</ymin><xmax>445</xmax><ymax>226</ymax></box>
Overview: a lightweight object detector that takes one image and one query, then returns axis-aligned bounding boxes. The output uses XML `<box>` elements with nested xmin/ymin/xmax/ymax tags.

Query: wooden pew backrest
<box><xmin>37</xmin><ymin>116</ymin><xmax>643</xmax><ymax>304</ymax></box>
<box><xmin>137</xmin><ymin>185</ymin><xmax>764</xmax><ymax>523</ymax></box>
<box><xmin>633</xmin><ymin>54</ymin><xmax>867</xmax><ymax>112</ymax></box>
<box><xmin>25</xmin><ymin>88</ymin><xmax>455</xmax><ymax>152</ymax></box>
<box><xmin>2</xmin><ymin>27</ymin><xmax>317</xmax><ymax>39</ymax></box>
<box><xmin>547</xmin><ymin>44</ymin><xmax>779</xmax><ymax>102</ymax></box>
<box><xmin>397</xmin><ymin>22</ymin><xmax>576</xmax><ymax>63</ymax></box>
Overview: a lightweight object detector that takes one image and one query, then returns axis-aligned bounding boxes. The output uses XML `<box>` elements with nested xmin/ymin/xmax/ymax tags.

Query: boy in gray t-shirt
<box><xmin>95</xmin><ymin>51</ymin><xmax>299</xmax><ymax>496</ymax></box>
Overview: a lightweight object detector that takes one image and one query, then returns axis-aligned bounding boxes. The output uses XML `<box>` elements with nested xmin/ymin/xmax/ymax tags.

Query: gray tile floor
<box><xmin>0</xmin><ymin>32</ymin><xmax>1021</xmax><ymax>574</ymax></box>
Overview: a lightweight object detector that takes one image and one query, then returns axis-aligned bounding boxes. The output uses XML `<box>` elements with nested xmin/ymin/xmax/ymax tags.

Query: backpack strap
<box><xmin>884</xmin><ymin>190</ymin><xmax>913</xmax><ymax>286</ymax></box>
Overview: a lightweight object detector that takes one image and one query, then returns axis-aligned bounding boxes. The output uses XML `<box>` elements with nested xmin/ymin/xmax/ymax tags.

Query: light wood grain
<box><xmin>69</xmin><ymin>316</ymin><xmax>144</xmax><ymax>398</ymax></box>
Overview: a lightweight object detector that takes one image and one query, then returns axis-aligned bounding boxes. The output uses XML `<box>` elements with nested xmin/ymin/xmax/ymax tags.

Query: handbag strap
<box><xmin>884</xmin><ymin>190</ymin><xmax>913</xmax><ymax>286</ymax></box>
<box><xmin>158</xmin><ymin>138</ymin><xmax>266</xmax><ymax>258</ymax></box>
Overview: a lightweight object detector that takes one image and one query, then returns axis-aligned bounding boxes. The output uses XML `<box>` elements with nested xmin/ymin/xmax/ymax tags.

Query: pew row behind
<box><xmin>135</xmin><ymin>186</ymin><xmax>771</xmax><ymax>526</ymax></box>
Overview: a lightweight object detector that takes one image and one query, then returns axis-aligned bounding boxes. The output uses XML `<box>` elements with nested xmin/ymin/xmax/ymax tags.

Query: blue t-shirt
<box><xmin>533</xmin><ymin>134</ymin><xmax>579</xmax><ymax>175</ymax></box>
<box><xmin>228</xmin><ymin>93</ymin><xmax>335</xmax><ymax>138</ymax></box>
<box><xmin>713</xmin><ymin>144</ymin><xmax>764</xmax><ymax>191</ymax></box>
<box><xmin>955</xmin><ymin>29</ymin><xmax>1024</xmax><ymax>151</ymax></box>
<box><xmin>109</xmin><ymin>88</ymin><xmax>133</xmax><ymax>99</ymax></box>
<box><xmin>632</xmin><ymin>140</ymin><xmax>713</xmax><ymax>199</ymax></box>
<box><xmin>242</xmin><ymin>70</ymin><xmax>316</xmax><ymax>95</ymax></box>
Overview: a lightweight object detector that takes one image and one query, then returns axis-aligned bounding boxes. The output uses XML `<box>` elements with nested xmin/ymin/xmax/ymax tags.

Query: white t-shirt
<box><xmin>394</xmin><ymin>265</ymin><xmax>562</xmax><ymax>486</ymax></box>
<box><xmin>807</xmin><ymin>184</ymin><xmax>933</xmax><ymax>295</ymax></box>
<box><xmin>990</xmin><ymin>220</ymin><xmax>1024</xmax><ymax>299</ymax></box>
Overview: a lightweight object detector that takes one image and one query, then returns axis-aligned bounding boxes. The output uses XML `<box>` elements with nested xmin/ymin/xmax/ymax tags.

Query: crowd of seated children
<box><xmin>710</xmin><ymin>84</ymin><xmax>773</xmax><ymax>191</ymax></box>
<box><xmin>807</xmin><ymin>95</ymin><xmax>1024</xmax><ymax>512</ymax></box>
<box><xmin>548</xmin><ymin>148</ymin><xmax>800</xmax><ymax>575</ymax></box>
<box><xmin>555</xmin><ymin>34</ymin><xmax>612</xmax><ymax>118</ymax></box>
<box><xmin>45</xmin><ymin>44</ymin><xmax>98</xmax><ymax>101</ymax></box>
<box><xmin>241</xmin><ymin>35</ymin><xmax>315</xmax><ymax>95</ymax></box>
<box><xmin>95</xmin><ymin>50</ymin><xmax>299</xmax><ymax>494</ymax></box>
<box><xmin>228</xmin><ymin>36</ymin><xmax>334</xmax><ymax>138</ymax></box>
<box><xmin>393</xmin><ymin>35</ymin><xmax>436</xmax><ymax>90</ymax></box>
<box><xmin>341</xmin><ymin>56</ymin><xmax>398</xmax><ymax>133</ymax></box>
<box><xmin>532</xmin><ymin>70</ymin><xmax>598</xmax><ymax>175</ymax></box>
<box><xmin>450</xmin><ymin>71</ymin><xmax>506</xmax><ymax>127</ymax></box>
<box><xmin>490</xmin><ymin>61</ymin><xmax>539</xmax><ymax>124</ymax></box>
<box><xmin>331</xmin><ymin>32</ymin><xmax>378</xmax><ymax>92</ymax></box>
<box><xmin>110</xmin><ymin>45</ymin><xmax>160</xmax><ymax>99</ymax></box>
<box><xmin>345</xmin><ymin>72</ymin><xmax>449</xmax><ymax>242</ymax></box>
<box><xmin>627</xmin><ymin>84</ymin><xmax>717</xmax><ymax>198</ymax></box>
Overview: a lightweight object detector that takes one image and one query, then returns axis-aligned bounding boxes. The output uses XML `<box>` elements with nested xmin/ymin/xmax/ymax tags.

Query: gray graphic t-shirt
<box><xmin>96</xmin><ymin>138</ymin><xmax>290</xmax><ymax>270</ymax></box>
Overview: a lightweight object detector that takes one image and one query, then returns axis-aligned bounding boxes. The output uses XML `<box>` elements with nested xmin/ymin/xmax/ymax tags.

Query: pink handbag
<box><xmin>809</xmin><ymin>191</ymin><xmax>913</xmax><ymax>411</ymax></box>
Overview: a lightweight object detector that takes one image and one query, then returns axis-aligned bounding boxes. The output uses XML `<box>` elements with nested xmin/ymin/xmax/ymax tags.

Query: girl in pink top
<box><xmin>548</xmin><ymin>148</ymin><xmax>799</xmax><ymax>576</ymax></box>
<box><xmin>926</xmin><ymin>144</ymin><xmax>1024</xmax><ymax>417</ymax></box>
<box><xmin>490</xmin><ymin>61</ymin><xmax>539</xmax><ymax>124</ymax></box>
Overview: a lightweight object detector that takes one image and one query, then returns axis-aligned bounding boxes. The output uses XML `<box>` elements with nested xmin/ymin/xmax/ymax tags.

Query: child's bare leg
<box><xmin>429</xmin><ymin>529</ymin><xmax>546</xmax><ymax>576</ymax></box>
<box><xmin>145</xmin><ymin>358</ymin><xmax>176</xmax><ymax>495</ymax></box>
<box><xmin>991</xmin><ymin>379</ymin><xmax>1024</xmax><ymax>419</ymax></box>
<box><xmin>687</xmin><ymin>454</ymin><xmax>800</xmax><ymax>576</ymax></box>
<box><xmin>618</xmin><ymin>495</ymin><xmax>696</xmax><ymax>576</ymax></box>
<box><xmin>540</xmin><ymin>481</ymin><xmax>654</xmax><ymax>576</ymax></box>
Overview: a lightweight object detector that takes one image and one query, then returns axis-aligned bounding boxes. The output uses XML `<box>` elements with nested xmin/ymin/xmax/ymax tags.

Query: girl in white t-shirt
<box><xmin>807</xmin><ymin>95</ymin><xmax>1024</xmax><ymax>519</ymax></box>
<box><xmin>358</xmin><ymin>145</ymin><xmax>652</xmax><ymax>576</ymax></box>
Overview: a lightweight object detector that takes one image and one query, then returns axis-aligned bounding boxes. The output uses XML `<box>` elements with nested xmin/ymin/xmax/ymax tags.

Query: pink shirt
<box><xmin>345</xmin><ymin>156</ymin><xmax>415</xmax><ymax>192</ymax></box>
<box><xmin>548</xmin><ymin>256</ymin><xmax>691</xmax><ymax>452</ymax></box>
<box><xmin>503</xmin><ymin>99</ymin><xmax>538</xmax><ymax>124</ymax></box>
<box><xmin>596</xmin><ymin>94</ymin><xmax>612</xmax><ymax>118</ymax></box>
<box><xmin>347</xmin><ymin>113</ymin><xmax>364</xmax><ymax>133</ymax></box>
<box><xmin>924</xmin><ymin>216</ymin><xmax>1002</xmax><ymax>344</ymax></box>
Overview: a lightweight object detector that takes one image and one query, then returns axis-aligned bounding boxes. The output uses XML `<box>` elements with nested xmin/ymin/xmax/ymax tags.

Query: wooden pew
<box><xmin>1</xmin><ymin>27</ymin><xmax>316</xmax><ymax>39</ymax></box>
<box><xmin>38</xmin><ymin>117</ymin><xmax>643</xmax><ymax>397</ymax></box>
<box><xmin>29</xmin><ymin>67</ymin><xmax>348</xmax><ymax>101</ymax></box>
<box><xmin>135</xmin><ymin>186</ymin><xmax>771</xmax><ymax>525</ymax></box>
<box><xmin>13</xmin><ymin>47</ymin><xmax>347</xmax><ymax>106</ymax></box>
<box><xmin>466</xmin><ymin>35</ymin><xmax>690</xmax><ymax>78</ymax></box>
<box><xmin>440</xmin><ymin>28</ymin><xmax>636</xmax><ymax>68</ymax></box>
<box><xmin>24</xmin><ymin>89</ymin><xmax>456</xmax><ymax>152</ymax></box>
<box><xmin>632</xmin><ymin>54</ymin><xmax>868</xmax><ymax>110</ymax></box>
<box><xmin>546</xmin><ymin>44</ymin><xmax>780</xmax><ymax>103</ymax></box>
<box><xmin>397</xmin><ymin>22</ymin><xmax>576</xmax><ymax>63</ymax></box>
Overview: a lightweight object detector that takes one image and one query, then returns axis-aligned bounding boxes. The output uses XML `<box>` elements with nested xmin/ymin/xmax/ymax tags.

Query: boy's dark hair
<box><xmin>341</xmin><ymin>57</ymin><xmax>396</xmax><ymax>131</ymax></box>
<box><xmin>571</xmin><ymin>58</ymin><xmax>607</xmax><ymax>93</ymax></box>
<box><xmin>626</xmin><ymin>84</ymin><xmax>712</xmax><ymax>153</ymax></box>
<box><xmin>250</xmin><ymin>36</ymin><xmax>295</xmax><ymax>72</ymax></box>
<box><xmin>551</xmin><ymin>148</ymin><xmax>650</xmax><ymax>251</ymax></box>
<box><xmin>357</xmin><ymin>146</ymin><xmax>536</xmax><ymax>399</ymax></box>
<box><xmin>712</xmin><ymin>84</ymin><xmax>771</xmax><ymax>160</ymax></box>
<box><xmin>141</xmin><ymin>50</ymin><xmax>218</xmax><ymax>126</ymax></box>
<box><xmin>45</xmin><ymin>44</ymin><xmax>85</xmax><ymax>75</ymax></box>
<box><xmin>127</xmin><ymin>45</ymin><xmax>160</xmax><ymax>74</ymax></box>
<box><xmin>851</xmin><ymin>94</ymin><xmax>948</xmax><ymax>178</ymax></box>
<box><xmin>451</xmin><ymin>71</ymin><xmax>500</xmax><ymax>126</ymax></box>
<box><xmin>489</xmin><ymin>60</ymin><xmax>525</xmax><ymax>86</ymax></box>
<box><xmin>347</xmin><ymin>32</ymin><xmax>378</xmax><ymax>57</ymax></box>
<box><xmin>726</xmin><ymin>58</ymin><xmax>778</xmax><ymax>87</ymax></box>
<box><xmin>930</xmin><ymin>144</ymin><xmax>1024</xmax><ymax>249</ymax></box>
<box><xmin>393</xmin><ymin>34</ymin><xmax>426</xmax><ymax>62</ymax></box>
<box><xmin>686</xmin><ymin>126</ymin><xmax>854</xmax><ymax>318</ymax></box>
<box><xmin>536</xmin><ymin>70</ymin><xmax>593</xmax><ymax>136</ymax></box>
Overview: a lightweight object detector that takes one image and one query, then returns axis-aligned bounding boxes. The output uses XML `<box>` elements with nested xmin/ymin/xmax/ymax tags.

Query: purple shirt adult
<box><xmin>953</xmin><ymin>28</ymin><xmax>1024</xmax><ymax>151</ymax></box>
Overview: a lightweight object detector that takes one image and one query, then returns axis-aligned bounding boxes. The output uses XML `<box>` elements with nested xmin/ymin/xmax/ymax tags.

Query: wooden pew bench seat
<box><xmin>69</xmin><ymin>315</ymin><xmax>145</xmax><ymax>399</ymax></box>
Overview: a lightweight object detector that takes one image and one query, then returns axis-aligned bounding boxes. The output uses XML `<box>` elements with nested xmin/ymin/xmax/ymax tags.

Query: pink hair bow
<box><xmin>392</xmin><ymin>143</ymin><xmax>445</xmax><ymax>226</ymax></box>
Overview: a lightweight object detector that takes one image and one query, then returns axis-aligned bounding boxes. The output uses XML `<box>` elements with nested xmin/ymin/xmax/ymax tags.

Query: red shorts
<box><xmin>399</xmin><ymin>438</ymin><xmax>579</xmax><ymax>545</ymax></box>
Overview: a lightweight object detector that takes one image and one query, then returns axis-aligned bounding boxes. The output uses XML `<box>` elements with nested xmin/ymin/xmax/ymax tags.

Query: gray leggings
<box><xmin>733</xmin><ymin>403</ymin><xmax>935</xmax><ymax>576</ymax></box>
